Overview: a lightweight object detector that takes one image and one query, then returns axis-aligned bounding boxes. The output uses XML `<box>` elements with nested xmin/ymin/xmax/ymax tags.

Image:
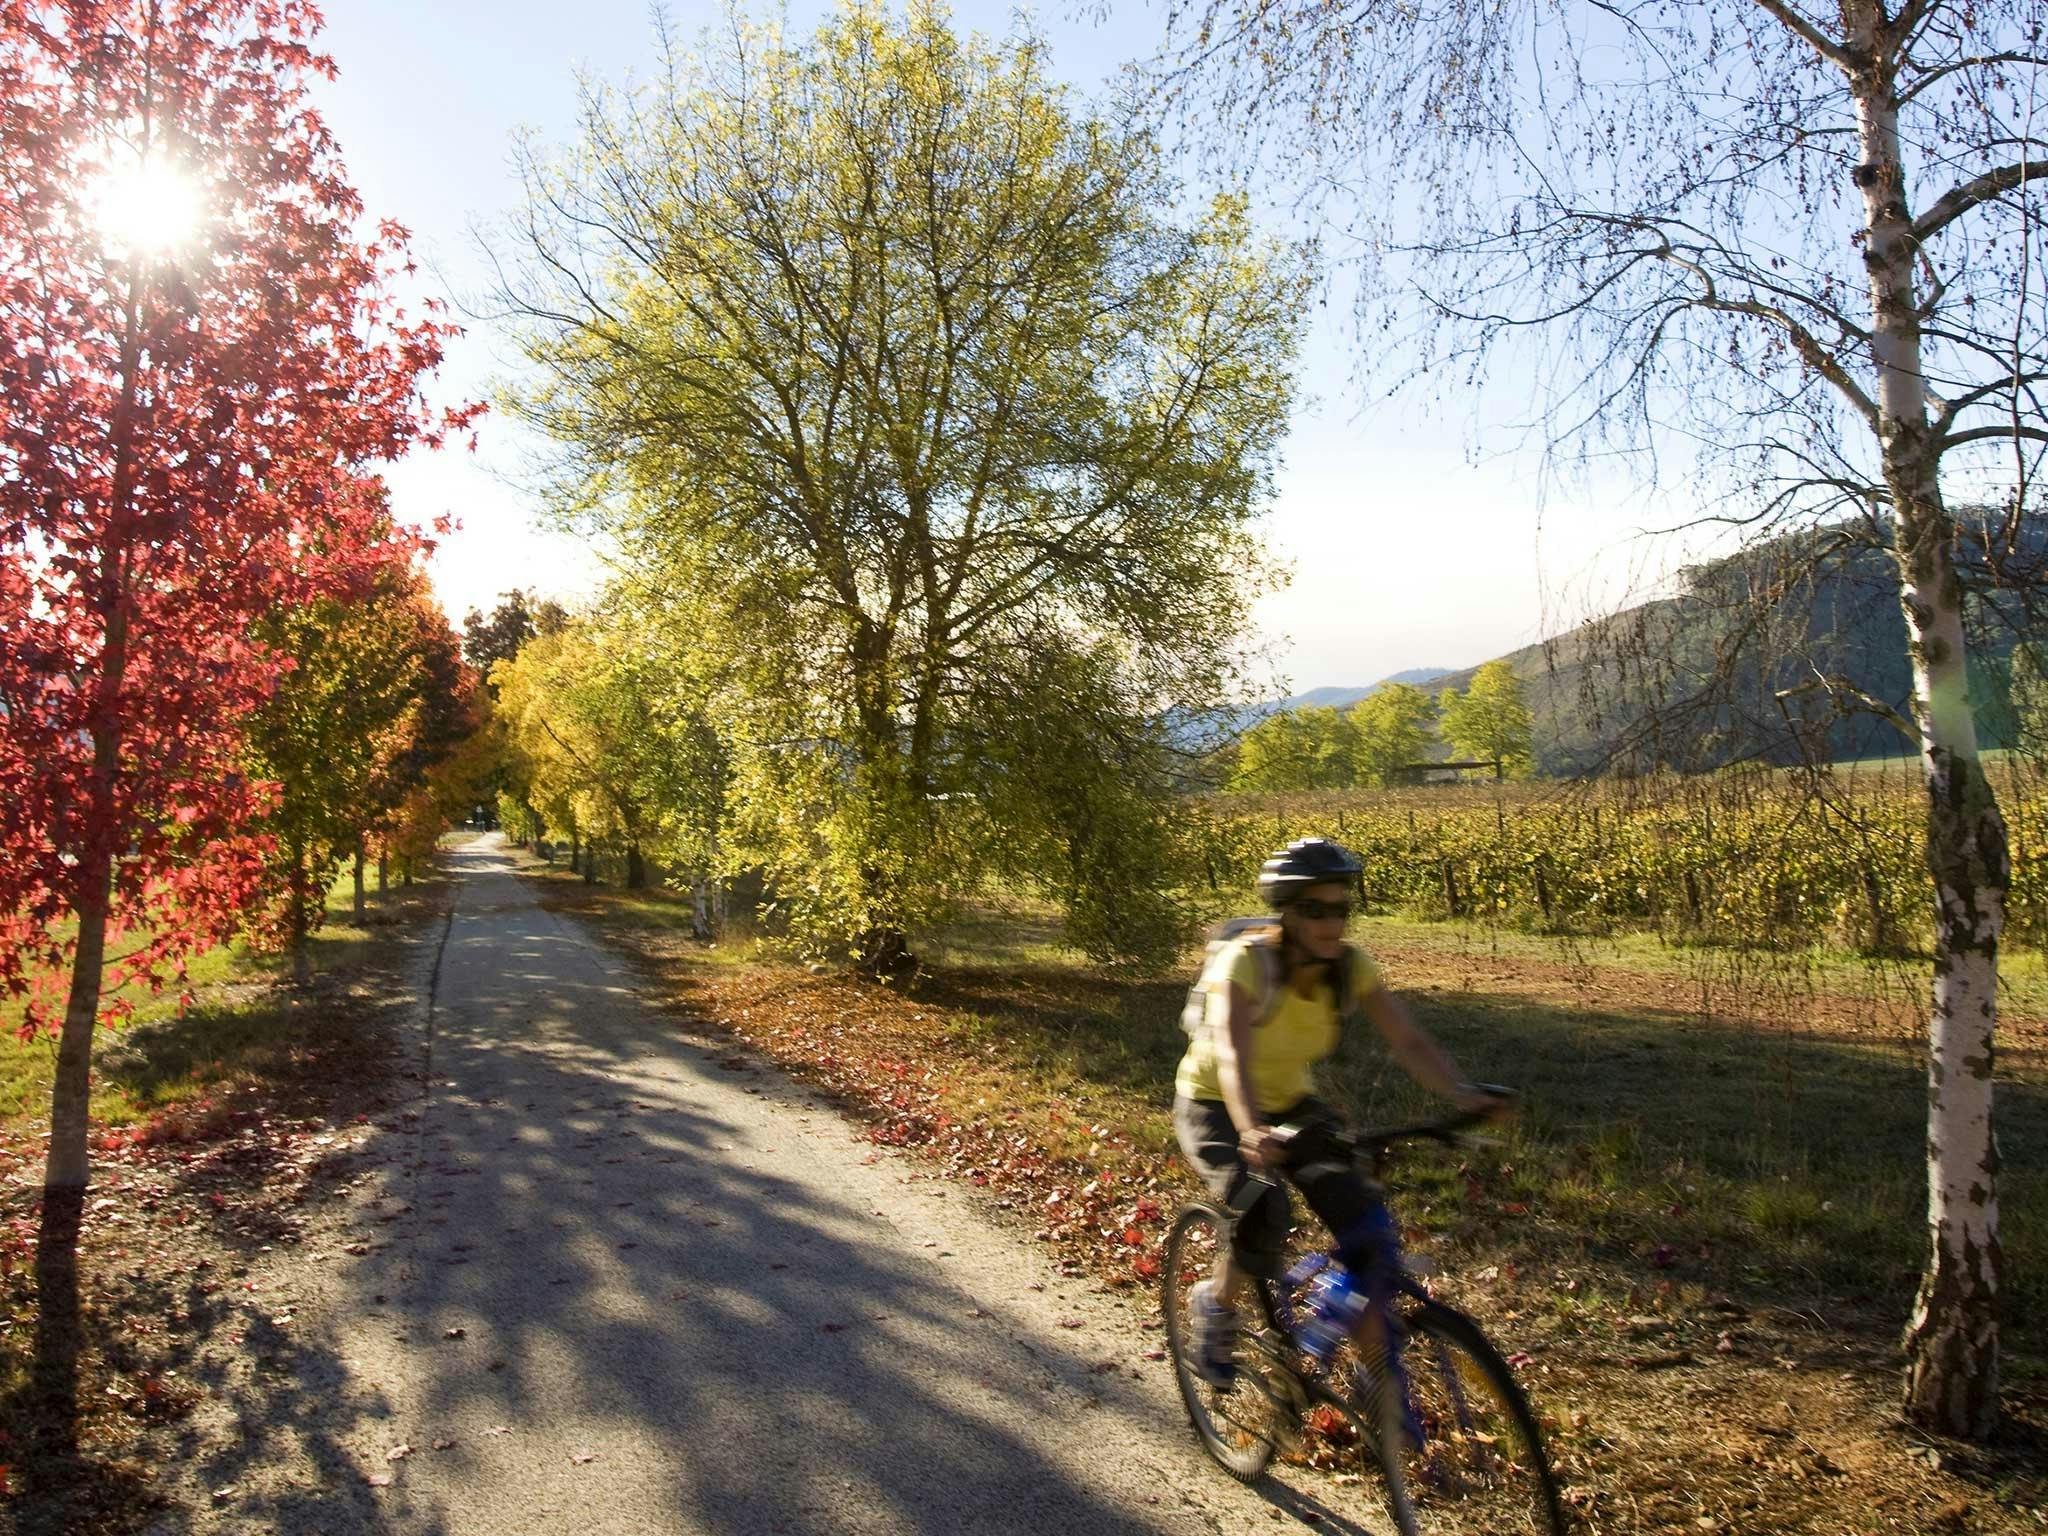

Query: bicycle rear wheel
<box><xmin>1160</xmin><ymin>1202</ymin><xmax>1278</xmax><ymax>1481</ymax></box>
<box><xmin>1390</xmin><ymin>1299</ymin><xmax>1567</xmax><ymax>1534</ymax></box>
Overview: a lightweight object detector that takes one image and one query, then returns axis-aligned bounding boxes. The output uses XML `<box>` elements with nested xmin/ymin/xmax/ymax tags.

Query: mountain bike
<box><xmin>1160</xmin><ymin>1105</ymin><xmax>1568</xmax><ymax>1535</ymax></box>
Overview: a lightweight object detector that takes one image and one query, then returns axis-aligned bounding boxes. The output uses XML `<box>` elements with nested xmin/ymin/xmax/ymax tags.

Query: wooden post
<box><xmin>1859</xmin><ymin>810</ymin><xmax>1890</xmax><ymax>953</ymax></box>
<box><xmin>1407</xmin><ymin>809</ymin><xmax>1416</xmax><ymax>854</ymax></box>
<box><xmin>1440</xmin><ymin>860</ymin><xmax>1462</xmax><ymax>917</ymax></box>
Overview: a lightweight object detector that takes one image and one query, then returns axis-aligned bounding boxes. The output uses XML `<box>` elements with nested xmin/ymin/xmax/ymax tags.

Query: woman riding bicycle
<box><xmin>1174</xmin><ymin>837</ymin><xmax>1508</xmax><ymax>1387</ymax></box>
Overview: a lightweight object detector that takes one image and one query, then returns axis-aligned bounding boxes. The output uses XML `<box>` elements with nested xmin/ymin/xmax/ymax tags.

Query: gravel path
<box><xmin>152</xmin><ymin>835</ymin><xmax>1393</xmax><ymax>1535</ymax></box>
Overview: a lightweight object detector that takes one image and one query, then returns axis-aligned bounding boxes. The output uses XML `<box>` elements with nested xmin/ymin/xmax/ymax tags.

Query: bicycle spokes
<box><xmin>1396</xmin><ymin>1312</ymin><xmax>1565</xmax><ymax>1533</ymax></box>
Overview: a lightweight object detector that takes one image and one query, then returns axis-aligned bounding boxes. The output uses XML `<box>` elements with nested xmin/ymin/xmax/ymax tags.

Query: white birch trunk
<box><xmin>1847</xmin><ymin>3</ymin><xmax>2010</xmax><ymax>1437</ymax></box>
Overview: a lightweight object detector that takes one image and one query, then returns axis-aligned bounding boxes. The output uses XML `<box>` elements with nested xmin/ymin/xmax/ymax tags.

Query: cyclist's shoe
<box><xmin>1188</xmin><ymin>1279</ymin><xmax>1238</xmax><ymax>1389</ymax></box>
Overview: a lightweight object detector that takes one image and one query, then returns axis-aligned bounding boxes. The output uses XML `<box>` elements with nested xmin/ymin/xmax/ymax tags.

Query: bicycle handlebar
<box><xmin>1225</xmin><ymin>1085</ymin><xmax>1517</xmax><ymax>1214</ymax></box>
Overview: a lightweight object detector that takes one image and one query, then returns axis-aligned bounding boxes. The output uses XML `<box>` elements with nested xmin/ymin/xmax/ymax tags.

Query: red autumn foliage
<box><xmin>0</xmin><ymin>1</ymin><xmax>476</xmax><ymax>1198</ymax></box>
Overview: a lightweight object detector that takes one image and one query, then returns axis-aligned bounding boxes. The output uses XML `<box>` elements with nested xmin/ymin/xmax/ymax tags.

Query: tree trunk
<box><xmin>1847</xmin><ymin>10</ymin><xmax>2010</xmax><ymax>1436</ymax></box>
<box><xmin>31</xmin><ymin>176</ymin><xmax>159</xmax><ymax>1459</ymax></box>
<box><xmin>569</xmin><ymin>829</ymin><xmax>581</xmax><ymax>875</ymax></box>
<box><xmin>856</xmin><ymin>918</ymin><xmax>916</xmax><ymax>979</ymax></box>
<box><xmin>626</xmin><ymin>842</ymin><xmax>646</xmax><ymax>890</ymax></box>
<box><xmin>377</xmin><ymin>850</ymin><xmax>388</xmax><ymax>894</ymax></box>
<box><xmin>33</xmin><ymin>846</ymin><xmax>113</xmax><ymax>1464</ymax></box>
<box><xmin>352</xmin><ymin>839</ymin><xmax>366</xmax><ymax>923</ymax></box>
<box><xmin>290</xmin><ymin>838</ymin><xmax>311</xmax><ymax>988</ymax></box>
<box><xmin>1895</xmin><ymin>500</ymin><xmax>2008</xmax><ymax>1439</ymax></box>
<box><xmin>692</xmin><ymin>874</ymin><xmax>712</xmax><ymax>939</ymax></box>
<box><xmin>43</xmin><ymin>854</ymin><xmax>111</xmax><ymax>1202</ymax></box>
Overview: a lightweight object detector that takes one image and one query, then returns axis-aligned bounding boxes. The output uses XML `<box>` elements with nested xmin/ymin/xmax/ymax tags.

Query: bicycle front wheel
<box><xmin>1160</xmin><ymin>1202</ymin><xmax>1278</xmax><ymax>1481</ymax></box>
<box><xmin>1390</xmin><ymin>1299</ymin><xmax>1567</xmax><ymax>1535</ymax></box>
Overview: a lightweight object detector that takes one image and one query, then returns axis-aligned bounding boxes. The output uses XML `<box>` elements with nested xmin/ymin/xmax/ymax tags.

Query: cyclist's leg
<box><xmin>1172</xmin><ymin>1094</ymin><xmax>1292</xmax><ymax>1291</ymax></box>
<box><xmin>1285</xmin><ymin>1104</ymin><xmax>1404</xmax><ymax>1350</ymax></box>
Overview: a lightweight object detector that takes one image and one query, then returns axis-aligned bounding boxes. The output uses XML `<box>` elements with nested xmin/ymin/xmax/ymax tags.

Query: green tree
<box><xmin>1349</xmin><ymin>683</ymin><xmax>1438</xmax><ymax>788</ymax></box>
<box><xmin>1228</xmin><ymin>709</ymin><xmax>1344</xmax><ymax>791</ymax></box>
<box><xmin>463</xmin><ymin>589</ymin><xmax>569</xmax><ymax>696</ymax></box>
<box><xmin>1438</xmin><ymin>662</ymin><xmax>1533</xmax><ymax>778</ymax></box>
<box><xmin>497</xmin><ymin>2</ymin><xmax>1306</xmax><ymax>970</ymax></box>
<box><xmin>493</xmin><ymin>607</ymin><xmax>728</xmax><ymax>896</ymax></box>
<box><xmin>243</xmin><ymin>567</ymin><xmax>455</xmax><ymax>982</ymax></box>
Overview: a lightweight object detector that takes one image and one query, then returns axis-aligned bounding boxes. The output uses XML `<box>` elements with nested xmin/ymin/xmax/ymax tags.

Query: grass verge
<box><xmin>0</xmin><ymin>856</ymin><xmax>452</xmax><ymax>1533</ymax></box>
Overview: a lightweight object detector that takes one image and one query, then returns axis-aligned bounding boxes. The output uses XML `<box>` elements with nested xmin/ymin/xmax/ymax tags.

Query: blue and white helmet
<box><xmin>1256</xmin><ymin>838</ymin><xmax>1363</xmax><ymax>908</ymax></box>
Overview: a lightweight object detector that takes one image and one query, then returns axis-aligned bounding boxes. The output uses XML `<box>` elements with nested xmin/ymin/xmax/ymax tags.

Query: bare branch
<box><xmin>1898</xmin><ymin>51</ymin><xmax>2048</xmax><ymax>107</ymax></box>
<box><xmin>1912</xmin><ymin>160</ymin><xmax>2048</xmax><ymax>243</ymax></box>
<box><xmin>1939</xmin><ymin>423</ymin><xmax>2048</xmax><ymax>449</ymax></box>
<box><xmin>1775</xmin><ymin>673</ymin><xmax>1923</xmax><ymax>749</ymax></box>
<box><xmin>1749</xmin><ymin>0</ymin><xmax>1856</xmax><ymax>70</ymax></box>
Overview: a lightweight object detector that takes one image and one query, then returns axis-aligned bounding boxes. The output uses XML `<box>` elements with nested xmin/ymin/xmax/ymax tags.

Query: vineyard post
<box><xmin>1407</xmin><ymin>808</ymin><xmax>1416</xmax><ymax>853</ymax></box>
<box><xmin>1440</xmin><ymin>859</ymin><xmax>1462</xmax><ymax>918</ymax></box>
<box><xmin>1857</xmin><ymin>809</ymin><xmax>1891</xmax><ymax>954</ymax></box>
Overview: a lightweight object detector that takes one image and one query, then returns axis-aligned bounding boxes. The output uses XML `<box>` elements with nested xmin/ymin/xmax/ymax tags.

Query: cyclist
<box><xmin>1173</xmin><ymin>837</ymin><xmax>1507</xmax><ymax>1387</ymax></box>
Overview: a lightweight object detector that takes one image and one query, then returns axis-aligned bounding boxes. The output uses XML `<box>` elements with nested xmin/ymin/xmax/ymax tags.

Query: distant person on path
<box><xmin>1172</xmin><ymin>837</ymin><xmax>1507</xmax><ymax>1385</ymax></box>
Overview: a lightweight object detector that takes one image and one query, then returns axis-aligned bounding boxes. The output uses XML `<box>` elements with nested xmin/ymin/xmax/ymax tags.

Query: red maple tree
<box><xmin>0</xmin><ymin>0</ymin><xmax>475</xmax><ymax>1266</ymax></box>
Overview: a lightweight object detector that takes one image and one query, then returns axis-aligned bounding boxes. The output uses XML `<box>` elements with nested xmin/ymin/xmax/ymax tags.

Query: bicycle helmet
<box><xmin>1256</xmin><ymin>838</ymin><xmax>1364</xmax><ymax>909</ymax></box>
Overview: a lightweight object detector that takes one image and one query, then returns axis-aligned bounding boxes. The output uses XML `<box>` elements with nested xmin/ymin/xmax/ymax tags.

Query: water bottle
<box><xmin>1299</xmin><ymin>1264</ymin><xmax>1367</xmax><ymax>1366</ymax></box>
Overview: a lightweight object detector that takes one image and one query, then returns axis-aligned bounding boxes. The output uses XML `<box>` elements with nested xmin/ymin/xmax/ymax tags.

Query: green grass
<box><xmin>2</xmin><ymin>864</ymin><xmax>404</xmax><ymax>1130</ymax></box>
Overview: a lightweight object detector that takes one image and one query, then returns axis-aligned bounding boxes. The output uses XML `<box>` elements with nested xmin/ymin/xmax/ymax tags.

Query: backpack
<box><xmin>1178</xmin><ymin>918</ymin><xmax>1359</xmax><ymax>1040</ymax></box>
<box><xmin>1179</xmin><ymin>918</ymin><xmax>1286</xmax><ymax>1038</ymax></box>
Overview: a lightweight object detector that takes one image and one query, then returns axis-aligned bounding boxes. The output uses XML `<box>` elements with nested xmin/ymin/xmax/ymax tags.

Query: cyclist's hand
<box><xmin>1240</xmin><ymin>1125</ymin><xmax>1287</xmax><ymax>1171</ymax></box>
<box><xmin>1456</xmin><ymin>1083</ymin><xmax>1516</xmax><ymax>1121</ymax></box>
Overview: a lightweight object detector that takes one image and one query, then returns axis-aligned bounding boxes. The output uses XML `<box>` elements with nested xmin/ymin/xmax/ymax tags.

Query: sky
<box><xmin>310</xmin><ymin>1</ymin><xmax>1695</xmax><ymax>693</ymax></box>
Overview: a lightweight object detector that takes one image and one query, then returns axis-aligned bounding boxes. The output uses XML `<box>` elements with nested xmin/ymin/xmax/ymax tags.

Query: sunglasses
<box><xmin>1292</xmin><ymin>897</ymin><xmax>1353</xmax><ymax>922</ymax></box>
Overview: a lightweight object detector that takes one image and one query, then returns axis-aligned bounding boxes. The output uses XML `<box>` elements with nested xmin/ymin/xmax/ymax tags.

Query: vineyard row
<box><xmin>1179</xmin><ymin>780</ymin><xmax>2047</xmax><ymax>955</ymax></box>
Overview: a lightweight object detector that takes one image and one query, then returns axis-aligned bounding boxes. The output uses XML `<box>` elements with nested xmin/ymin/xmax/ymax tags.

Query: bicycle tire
<box><xmin>1306</xmin><ymin>1343</ymin><xmax>1424</xmax><ymax>1536</ymax></box>
<box><xmin>1160</xmin><ymin>1202</ymin><xmax>1278</xmax><ymax>1481</ymax></box>
<box><xmin>1386</xmin><ymin>1298</ymin><xmax>1568</xmax><ymax>1535</ymax></box>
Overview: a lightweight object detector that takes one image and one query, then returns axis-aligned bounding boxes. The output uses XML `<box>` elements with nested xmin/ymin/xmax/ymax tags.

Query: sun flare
<box><xmin>90</xmin><ymin>159</ymin><xmax>205</xmax><ymax>260</ymax></box>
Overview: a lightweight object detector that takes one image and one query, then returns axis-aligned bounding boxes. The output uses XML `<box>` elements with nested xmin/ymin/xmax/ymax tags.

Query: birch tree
<box><xmin>1153</xmin><ymin>0</ymin><xmax>2045</xmax><ymax>1433</ymax></box>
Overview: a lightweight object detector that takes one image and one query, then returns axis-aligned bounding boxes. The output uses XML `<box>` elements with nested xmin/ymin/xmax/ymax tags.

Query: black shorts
<box><xmin>1172</xmin><ymin>1094</ymin><xmax>1391</xmax><ymax>1280</ymax></box>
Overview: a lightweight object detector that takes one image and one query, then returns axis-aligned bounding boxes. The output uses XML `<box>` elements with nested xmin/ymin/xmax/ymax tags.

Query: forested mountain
<box><xmin>1427</xmin><ymin>519</ymin><xmax>2040</xmax><ymax>775</ymax></box>
<box><xmin>1254</xmin><ymin>518</ymin><xmax>2040</xmax><ymax>776</ymax></box>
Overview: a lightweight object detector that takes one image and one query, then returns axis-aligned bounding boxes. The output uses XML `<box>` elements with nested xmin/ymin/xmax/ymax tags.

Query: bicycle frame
<box><xmin>1223</xmin><ymin>1100</ymin><xmax>1508</xmax><ymax>1453</ymax></box>
<box><xmin>1233</xmin><ymin>1193</ymin><xmax>1428</xmax><ymax>1453</ymax></box>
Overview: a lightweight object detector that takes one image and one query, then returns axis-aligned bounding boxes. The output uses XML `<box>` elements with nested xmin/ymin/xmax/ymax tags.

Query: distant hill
<box><xmin>1429</xmin><ymin>519</ymin><xmax>2037</xmax><ymax>774</ymax></box>
<box><xmin>1217</xmin><ymin>519</ymin><xmax>2039</xmax><ymax>776</ymax></box>
<box><xmin>1257</xmin><ymin>669</ymin><xmax>1457</xmax><ymax>718</ymax></box>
